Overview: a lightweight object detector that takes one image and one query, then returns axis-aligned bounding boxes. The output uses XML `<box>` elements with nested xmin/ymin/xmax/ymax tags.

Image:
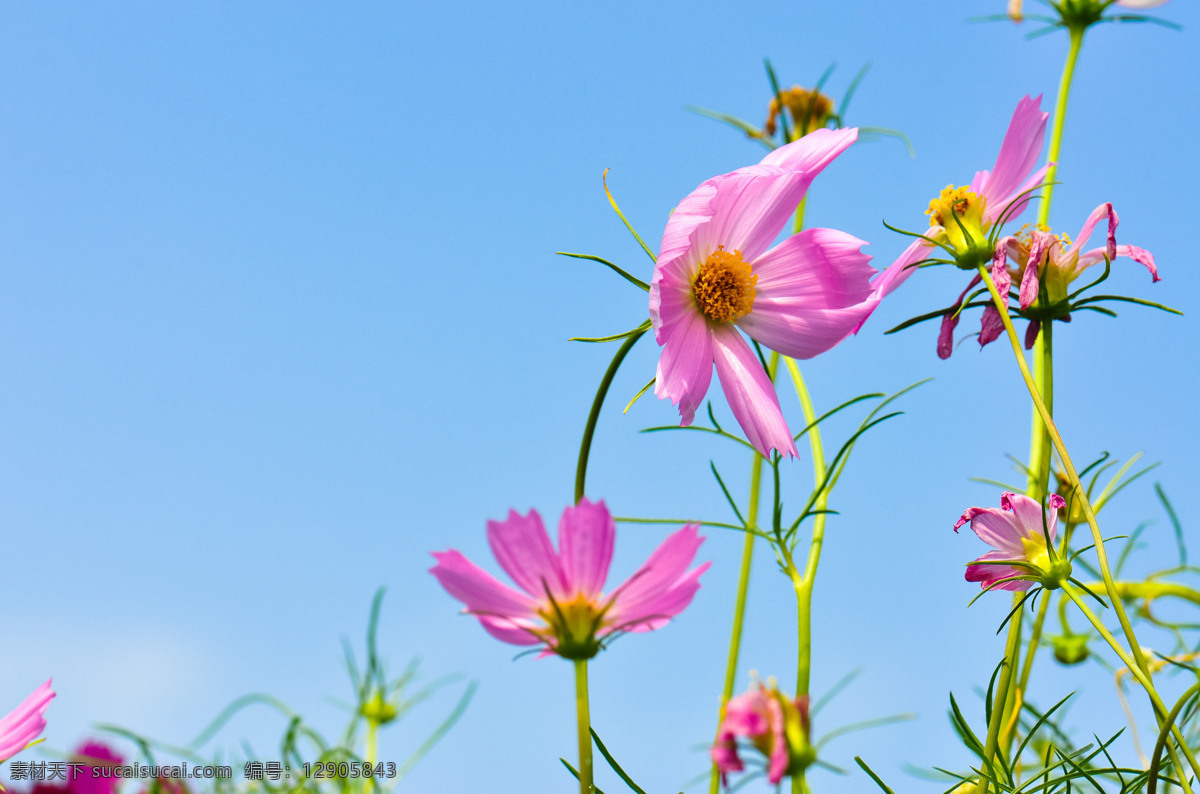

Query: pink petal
<box><xmin>1001</xmin><ymin>491</ymin><xmax>1058</xmax><ymax>542</ymax></box>
<box><xmin>1064</xmin><ymin>203</ymin><xmax>1117</xmax><ymax>264</ymax></box>
<box><xmin>710</xmin><ymin>324</ymin><xmax>798</xmax><ymax>458</ymax></box>
<box><xmin>991</xmin><ymin>238</ymin><xmax>1014</xmax><ymax>296</ymax></box>
<box><xmin>966</xmin><ymin>550</ymin><xmax>1033</xmax><ymax>591</ymax></box>
<box><xmin>558</xmin><ymin>497</ymin><xmax>615</xmax><ymax>598</ymax></box>
<box><xmin>607</xmin><ymin>525</ymin><xmax>708</xmax><ymax>630</ymax></box>
<box><xmin>986</xmin><ymin>163</ymin><xmax>1050</xmax><ymax>227</ymax></box>
<box><xmin>1024</xmin><ymin>320</ymin><xmax>1041</xmax><ymax>349</ymax></box>
<box><xmin>759</xmin><ymin>127</ymin><xmax>858</xmax><ymax>180</ymax></box>
<box><xmin>866</xmin><ymin>237</ymin><xmax>933</xmax><ymax>304</ymax></box>
<box><xmin>1116</xmin><ymin>0</ymin><xmax>1170</xmax><ymax>8</ymax></box>
<box><xmin>0</xmin><ymin>680</ymin><xmax>54</xmax><ymax>760</ymax></box>
<box><xmin>735</xmin><ymin>228</ymin><xmax>876</xmax><ymax>359</ymax></box>
<box><xmin>766</xmin><ymin>696</ymin><xmax>789</xmax><ymax>784</ymax></box>
<box><xmin>1077</xmin><ymin>243</ymin><xmax>1160</xmax><ymax>283</ymax></box>
<box><xmin>978</xmin><ymin>304</ymin><xmax>1004</xmax><ymax>349</ymax></box>
<box><xmin>652</xmin><ymin>302</ymin><xmax>714</xmax><ymax>426</ymax></box>
<box><xmin>958</xmin><ymin>506</ymin><xmax>1024</xmax><ymax>552</ymax></box>
<box><xmin>477</xmin><ymin>615</ymin><xmax>543</xmax><ymax>646</ymax></box>
<box><xmin>978</xmin><ymin>96</ymin><xmax>1048</xmax><ymax>210</ymax></box>
<box><xmin>937</xmin><ymin>274</ymin><xmax>982</xmax><ymax>360</ymax></box>
<box><xmin>429</xmin><ymin>550</ymin><xmax>538</xmax><ymax>618</ymax></box>
<box><xmin>695</xmin><ymin>166</ymin><xmax>812</xmax><ymax>262</ymax></box>
<box><xmin>721</xmin><ymin>688</ymin><xmax>771</xmax><ymax>736</ymax></box>
<box><xmin>486</xmin><ymin>508</ymin><xmax>568</xmax><ymax>600</ymax></box>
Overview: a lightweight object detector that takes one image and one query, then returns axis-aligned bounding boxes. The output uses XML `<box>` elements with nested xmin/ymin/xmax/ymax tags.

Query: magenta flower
<box><xmin>0</xmin><ymin>681</ymin><xmax>54</xmax><ymax>763</ymax></box>
<box><xmin>711</xmin><ymin>680</ymin><xmax>813</xmax><ymax>787</ymax></box>
<box><xmin>649</xmin><ymin>128</ymin><xmax>882</xmax><ymax>458</ymax></box>
<box><xmin>70</xmin><ymin>741</ymin><xmax>124</xmax><ymax>794</ymax></box>
<box><xmin>955</xmin><ymin>491</ymin><xmax>1069</xmax><ymax>592</ymax></box>
<box><xmin>430</xmin><ymin>498</ymin><xmax>709</xmax><ymax>660</ymax></box>
<box><xmin>873</xmin><ymin>96</ymin><xmax>1050</xmax><ymax>358</ymax></box>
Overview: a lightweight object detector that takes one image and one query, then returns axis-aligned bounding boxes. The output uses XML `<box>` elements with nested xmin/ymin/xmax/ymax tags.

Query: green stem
<box><xmin>783</xmin><ymin>358</ymin><xmax>826</xmax><ymax>699</ymax></box>
<box><xmin>1036</xmin><ymin>25</ymin><xmax>1084</xmax><ymax>229</ymax></box>
<box><xmin>1062</xmin><ymin>584</ymin><xmax>1200</xmax><ymax>788</ymax></box>
<box><xmin>365</xmin><ymin>720</ymin><xmax>378</xmax><ymax>794</ymax></box>
<box><xmin>575</xmin><ymin>659</ymin><xmax>593</xmax><ymax>794</ymax></box>
<box><xmin>1026</xmin><ymin>321</ymin><xmax>1054</xmax><ymax>498</ymax></box>
<box><xmin>575</xmin><ymin>328</ymin><xmax>646</xmax><ymax>503</ymax></box>
<box><xmin>980</xmin><ymin>604</ymin><xmax>1024</xmax><ymax>794</ymax></box>
<box><xmin>709</xmin><ymin>355</ymin><xmax>773</xmax><ymax>794</ymax></box>
<box><xmin>1148</xmin><ymin>682</ymin><xmax>1200</xmax><ymax>794</ymax></box>
<box><xmin>1086</xmin><ymin>580</ymin><xmax>1200</xmax><ymax>607</ymax></box>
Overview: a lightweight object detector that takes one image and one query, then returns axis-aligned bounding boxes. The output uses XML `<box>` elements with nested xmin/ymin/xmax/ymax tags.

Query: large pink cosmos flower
<box><xmin>649</xmin><ymin>128</ymin><xmax>881</xmax><ymax>458</ymax></box>
<box><xmin>0</xmin><ymin>681</ymin><xmax>54</xmax><ymax>762</ymax></box>
<box><xmin>955</xmin><ymin>491</ymin><xmax>1068</xmax><ymax>592</ymax></box>
<box><xmin>873</xmin><ymin>96</ymin><xmax>1050</xmax><ymax>358</ymax></box>
<box><xmin>712</xmin><ymin>680</ymin><xmax>812</xmax><ymax>787</ymax></box>
<box><xmin>983</xmin><ymin>202</ymin><xmax>1160</xmax><ymax>349</ymax></box>
<box><xmin>430</xmin><ymin>498</ymin><xmax>708</xmax><ymax>660</ymax></box>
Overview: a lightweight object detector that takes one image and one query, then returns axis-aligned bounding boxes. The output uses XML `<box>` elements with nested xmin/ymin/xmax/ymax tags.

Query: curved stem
<box><xmin>575</xmin><ymin>660</ymin><xmax>593</xmax><ymax>794</ymax></box>
<box><xmin>783</xmin><ymin>358</ymin><xmax>826</xmax><ymax>699</ymax></box>
<box><xmin>1062</xmin><ymin>583</ymin><xmax>1200</xmax><ymax>788</ymax></box>
<box><xmin>1036</xmin><ymin>25</ymin><xmax>1084</xmax><ymax>229</ymax></box>
<box><xmin>1149</xmin><ymin>682</ymin><xmax>1200</xmax><ymax>794</ymax></box>
<box><xmin>575</xmin><ymin>328</ymin><xmax>647</xmax><ymax>503</ymax></box>
<box><xmin>709</xmin><ymin>356</ymin><xmax>775</xmax><ymax>794</ymax></box>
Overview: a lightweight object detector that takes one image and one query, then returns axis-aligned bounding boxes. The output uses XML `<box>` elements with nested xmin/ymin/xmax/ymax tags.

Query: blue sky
<box><xmin>2</xmin><ymin>1</ymin><xmax>1197</xmax><ymax>792</ymax></box>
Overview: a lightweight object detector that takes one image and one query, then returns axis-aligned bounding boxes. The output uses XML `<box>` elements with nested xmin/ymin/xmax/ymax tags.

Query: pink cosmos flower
<box><xmin>70</xmin><ymin>741</ymin><xmax>124</xmax><ymax>794</ymax></box>
<box><xmin>873</xmin><ymin>96</ymin><xmax>1050</xmax><ymax>358</ymax></box>
<box><xmin>712</xmin><ymin>680</ymin><xmax>812</xmax><ymax>787</ymax></box>
<box><xmin>1008</xmin><ymin>0</ymin><xmax>1169</xmax><ymax>22</ymax></box>
<box><xmin>430</xmin><ymin>498</ymin><xmax>709</xmax><ymax>659</ymax></box>
<box><xmin>986</xmin><ymin>202</ymin><xmax>1159</xmax><ymax>349</ymax></box>
<box><xmin>0</xmin><ymin>681</ymin><xmax>54</xmax><ymax>762</ymax></box>
<box><xmin>955</xmin><ymin>491</ymin><xmax>1068</xmax><ymax>592</ymax></box>
<box><xmin>649</xmin><ymin>128</ymin><xmax>882</xmax><ymax>458</ymax></box>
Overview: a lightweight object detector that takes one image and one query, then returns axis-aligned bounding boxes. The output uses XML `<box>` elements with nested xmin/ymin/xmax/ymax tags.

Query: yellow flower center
<box><xmin>693</xmin><ymin>246</ymin><xmax>757</xmax><ymax>323</ymax></box>
<box><xmin>537</xmin><ymin>593</ymin><xmax>607</xmax><ymax>660</ymax></box>
<box><xmin>926</xmin><ymin>185</ymin><xmax>981</xmax><ymax>229</ymax></box>
<box><xmin>926</xmin><ymin>184</ymin><xmax>991</xmax><ymax>267</ymax></box>
<box><xmin>1020</xmin><ymin>532</ymin><xmax>1052</xmax><ymax>574</ymax></box>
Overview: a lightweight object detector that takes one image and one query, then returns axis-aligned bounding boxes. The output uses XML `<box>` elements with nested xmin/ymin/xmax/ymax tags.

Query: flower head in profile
<box><xmin>872</xmin><ymin>96</ymin><xmax>1050</xmax><ymax>358</ymax></box>
<box><xmin>712</xmin><ymin>678</ymin><xmax>814</xmax><ymax>787</ymax></box>
<box><xmin>651</xmin><ymin>128</ymin><xmax>884</xmax><ymax>457</ymax></box>
<box><xmin>955</xmin><ymin>491</ymin><xmax>1070</xmax><ymax>592</ymax></box>
<box><xmin>0</xmin><ymin>681</ymin><xmax>54</xmax><ymax>765</ymax></box>
<box><xmin>430</xmin><ymin>498</ymin><xmax>708</xmax><ymax>660</ymax></box>
<box><xmin>1008</xmin><ymin>0</ymin><xmax>1170</xmax><ymax>24</ymax></box>
<box><xmin>764</xmin><ymin>85</ymin><xmax>836</xmax><ymax>139</ymax></box>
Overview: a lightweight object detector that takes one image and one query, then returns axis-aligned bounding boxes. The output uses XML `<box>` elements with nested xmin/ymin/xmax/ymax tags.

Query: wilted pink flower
<box><xmin>955</xmin><ymin>491</ymin><xmax>1069</xmax><ymax>592</ymax></box>
<box><xmin>984</xmin><ymin>203</ymin><xmax>1159</xmax><ymax>349</ymax></box>
<box><xmin>430</xmin><ymin>498</ymin><xmax>709</xmax><ymax>660</ymax></box>
<box><xmin>0</xmin><ymin>681</ymin><xmax>54</xmax><ymax>762</ymax></box>
<box><xmin>650</xmin><ymin>128</ymin><xmax>882</xmax><ymax>457</ymax></box>
<box><xmin>712</xmin><ymin>680</ymin><xmax>813</xmax><ymax>787</ymax></box>
<box><xmin>70</xmin><ymin>741</ymin><xmax>124</xmax><ymax>794</ymax></box>
<box><xmin>873</xmin><ymin>96</ymin><xmax>1050</xmax><ymax>358</ymax></box>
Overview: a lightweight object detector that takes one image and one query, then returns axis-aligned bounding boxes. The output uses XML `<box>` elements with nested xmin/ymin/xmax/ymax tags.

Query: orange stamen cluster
<box><xmin>693</xmin><ymin>247</ymin><xmax>757</xmax><ymax>323</ymax></box>
<box><xmin>926</xmin><ymin>184</ymin><xmax>979</xmax><ymax>228</ymax></box>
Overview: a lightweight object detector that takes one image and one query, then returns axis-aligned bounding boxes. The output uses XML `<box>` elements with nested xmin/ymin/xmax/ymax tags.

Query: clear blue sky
<box><xmin>2</xmin><ymin>1</ymin><xmax>1197</xmax><ymax>792</ymax></box>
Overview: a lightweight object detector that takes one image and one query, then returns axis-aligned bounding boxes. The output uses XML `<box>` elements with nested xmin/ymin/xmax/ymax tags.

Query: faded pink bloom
<box><xmin>650</xmin><ymin>128</ymin><xmax>883</xmax><ymax>458</ymax></box>
<box><xmin>430</xmin><ymin>498</ymin><xmax>708</xmax><ymax>660</ymax></box>
<box><xmin>986</xmin><ymin>203</ymin><xmax>1160</xmax><ymax>347</ymax></box>
<box><xmin>0</xmin><ymin>681</ymin><xmax>54</xmax><ymax>763</ymax></box>
<box><xmin>955</xmin><ymin>491</ymin><xmax>1068</xmax><ymax>592</ymax></box>
<box><xmin>712</xmin><ymin>680</ymin><xmax>812</xmax><ymax>787</ymax></box>
<box><xmin>872</xmin><ymin>96</ymin><xmax>1050</xmax><ymax>358</ymax></box>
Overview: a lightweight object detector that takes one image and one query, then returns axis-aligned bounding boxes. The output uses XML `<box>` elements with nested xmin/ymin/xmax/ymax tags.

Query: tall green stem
<box><xmin>979</xmin><ymin>607</ymin><xmax>1025</xmax><ymax>794</ymax></box>
<box><xmin>973</xmin><ymin>263</ymin><xmax>1199</xmax><ymax>778</ymax></box>
<box><xmin>1026</xmin><ymin>25</ymin><xmax>1081</xmax><ymax>495</ymax></box>
<box><xmin>575</xmin><ymin>660</ymin><xmax>593</xmax><ymax>794</ymax></box>
<box><xmin>709</xmin><ymin>355</ymin><xmax>775</xmax><ymax>794</ymax></box>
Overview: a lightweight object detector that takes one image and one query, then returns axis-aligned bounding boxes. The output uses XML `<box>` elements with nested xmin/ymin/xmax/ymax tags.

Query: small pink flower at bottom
<box><xmin>70</xmin><ymin>741</ymin><xmax>125</xmax><ymax>794</ymax></box>
<box><xmin>712</xmin><ymin>679</ymin><xmax>813</xmax><ymax>787</ymax></box>
<box><xmin>0</xmin><ymin>680</ymin><xmax>54</xmax><ymax>763</ymax></box>
<box><xmin>430</xmin><ymin>498</ymin><xmax>709</xmax><ymax>660</ymax></box>
<box><xmin>955</xmin><ymin>491</ymin><xmax>1069</xmax><ymax>592</ymax></box>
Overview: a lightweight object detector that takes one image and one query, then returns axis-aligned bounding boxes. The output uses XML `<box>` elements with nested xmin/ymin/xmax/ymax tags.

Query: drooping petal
<box><xmin>1024</xmin><ymin>320</ymin><xmax>1041</xmax><ymax>349</ymax></box>
<box><xmin>486</xmin><ymin>508</ymin><xmax>568</xmax><ymax>600</ymax></box>
<box><xmin>429</xmin><ymin>550</ymin><xmax>539</xmax><ymax>619</ymax></box>
<box><xmin>1063</xmin><ymin>203</ymin><xmax>1117</xmax><ymax>264</ymax></box>
<box><xmin>652</xmin><ymin>304</ymin><xmax>714</xmax><ymax>426</ymax></box>
<box><xmin>1075</xmin><ymin>244</ymin><xmax>1160</xmax><ymax>282</ymax></box>
<box><xmin>558</xmin><ymin>497</ymin><xmax>615</xmax><ymax>598</ymax></box>
<box><xmin>937</xmin><ymin>274</ymin><xmax>982</xmax><ymax>360</ymax></box>
<box><xmin>710</xmin><ymin>324</ymin><xmax>799</xmax><ymax>457</ymax></box>
<box><xmin>977</xmin><ymin>96</ymin><xmax>1048</xmax><ymax>209</ymax></box>
<box><xmin>0</xmin><ymin>681</ymin><xmax>54</xmax><ymax>760</ymax></box>
<box><xmin>766</xmin><ymin>696</ymin><xmax>790</xmax><ymax>784</ymax></box>
<box><xmin>978</xmin><ymin>304</ymin><xmax>1005</xmax><ymax>349</ymax></box>
<box><xmin>735</xmin><ymin>229</ymin><xmax>876</xmax><ymax>359</ymax></box>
